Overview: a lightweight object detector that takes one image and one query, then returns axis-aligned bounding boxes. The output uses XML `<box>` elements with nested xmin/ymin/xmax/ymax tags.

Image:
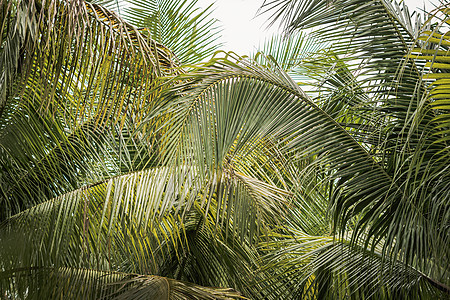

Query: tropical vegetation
<box><xmin>0</xmin><ymin>0</ymin><xmax>449</xmax><ymax>299</ymax></box>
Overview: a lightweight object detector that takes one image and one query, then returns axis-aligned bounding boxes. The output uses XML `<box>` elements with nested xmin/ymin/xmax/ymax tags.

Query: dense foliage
<box><xmin>0</xmin><ymin>0</ymin><xmax>449</xmax><ymax>299</ymax></box>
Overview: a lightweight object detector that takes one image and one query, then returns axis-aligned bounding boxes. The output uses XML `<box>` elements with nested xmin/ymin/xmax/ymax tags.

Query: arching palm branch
<box><xmin>258</xmin><ymin>0</ymin><xmax>450</xmax><ymax>298</ymax></box>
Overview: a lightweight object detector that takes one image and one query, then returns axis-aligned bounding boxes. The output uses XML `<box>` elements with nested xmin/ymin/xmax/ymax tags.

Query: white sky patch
<box><xmin>195</xmin><ymin>0</ymin><xmax>441</xmax><ymax>56</ymax></box>
<box><xmin>196</xmin><ymin>0</ymin><xmax>278</xmax><ymax>54</ymax></box>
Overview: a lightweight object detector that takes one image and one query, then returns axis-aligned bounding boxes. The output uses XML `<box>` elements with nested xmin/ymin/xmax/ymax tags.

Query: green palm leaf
<box><xmin>0</xmin><ymin>267</ymin><xmax>245</xmax><ymax>299</ymax></box>
<box><xmin>124</xmin><ymin>0</ymin><xmax>222</xmax><ymax>64</ymax></box>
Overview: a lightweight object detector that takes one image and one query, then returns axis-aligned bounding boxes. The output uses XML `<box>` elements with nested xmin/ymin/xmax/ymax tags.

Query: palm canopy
<box><xmin>0</xmin><ymin>0</ymin><xmax>449</xmax><ymax>299</ymax></box>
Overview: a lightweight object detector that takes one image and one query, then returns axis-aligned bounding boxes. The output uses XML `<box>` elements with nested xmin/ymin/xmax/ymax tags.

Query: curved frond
<box><xmin>0</xmin><ymin>267</ymin><xmax>245</xmax><ymax>299</ymax></box>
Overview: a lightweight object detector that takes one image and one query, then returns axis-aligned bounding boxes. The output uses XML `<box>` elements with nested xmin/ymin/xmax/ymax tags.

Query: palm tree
<box><xmin>0</xmin><ymin>0</ymin><xmax>449</xmax><ymax>299</ymax></box>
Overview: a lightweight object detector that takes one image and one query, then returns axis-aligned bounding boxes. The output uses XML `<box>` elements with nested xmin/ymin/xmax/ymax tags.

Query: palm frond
<box><xmin>152</xmin><ymin>53</ymin><xmax>406</xmax><ymax>238</ymax></box>
<box><xmin>0</xmin><ymin>0</ymin><xmax>177</xmax><ymax>219</ymax></box>
<box><xmin>260</xmin><ymin>230</ymin><xmax>446</xmax><ymax>299</ymax></box>
<box><xmin>124</xmin><ymin>0</ymin><xmax>222</xmax><ymax>64</ymax></box>
<box><xmin>258</xmin><ymin>2</ymin><xmax>449</xmax><ymax>288</ymax></box>
<box><xmin>410</xmin><ymin>4</ymin><xmax>450</xmax><ymax>147</ymax></box>
<box><xmin>253</xmin><ymin>32</ymin><xmax>324</xmax><ymax>73</ymax></box>
<box><xmin>0</xmin><ymin>267</ymin><xmax>245</xmax><ymax>299</ymax></box>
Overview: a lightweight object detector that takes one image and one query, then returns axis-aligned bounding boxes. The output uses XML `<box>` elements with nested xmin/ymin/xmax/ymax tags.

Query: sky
<box><xmin>195</xmin><ymin>0</ymin><xmax>440</xmax><ymax>55</ymax></box>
